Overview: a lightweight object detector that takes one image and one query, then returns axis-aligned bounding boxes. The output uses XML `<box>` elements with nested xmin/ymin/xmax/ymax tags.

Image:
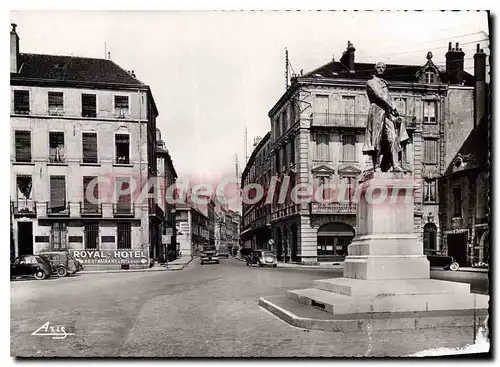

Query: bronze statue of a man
<box><xmin>362</xmin><ymin>62</ymin><xmax>409</xmax><ymax>172</ymax></box>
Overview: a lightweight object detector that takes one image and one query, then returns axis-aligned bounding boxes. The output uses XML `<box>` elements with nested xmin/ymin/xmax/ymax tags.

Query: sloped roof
<box><xmin>13</xmin><ymin>53</ymin><xmax>144</xmax><ymax>86</ymax></box>
<box><xmin>302</xmin><ymin>60</ymin><xmax>475</xmax><ymax>85</ymax></box>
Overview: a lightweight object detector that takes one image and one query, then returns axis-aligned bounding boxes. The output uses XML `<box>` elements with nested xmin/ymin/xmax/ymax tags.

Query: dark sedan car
<box><xmin>246</xmin><ymin>250</ymin><xmax>278</xmax><ymax>268</ymax></box>
<box><xmin>11</xmin><ymin>255</ymin><xmax>53</xmax><ymax>280</ymax></box>
<box><xmin>426</xmin><ymin>251</ymin><xmax>459</xmax><ymax>271</ymax></box>
<box><xmin>38</xmin><ymin>251</ymin><xmax>83</xmax><ymax>277</ymax></box>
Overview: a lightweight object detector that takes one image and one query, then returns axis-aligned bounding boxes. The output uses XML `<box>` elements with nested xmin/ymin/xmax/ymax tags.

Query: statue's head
<box><xmin>375</xmin><ymin>62</ymin><xmax>386</xmax><ymax>76</ymax></box>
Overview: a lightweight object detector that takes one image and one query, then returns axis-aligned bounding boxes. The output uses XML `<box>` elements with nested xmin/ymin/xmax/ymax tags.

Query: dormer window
<box><xmin>425</xmin><ymin>71</ymin><xmax>435</xmax><ymax>84</ymax></box>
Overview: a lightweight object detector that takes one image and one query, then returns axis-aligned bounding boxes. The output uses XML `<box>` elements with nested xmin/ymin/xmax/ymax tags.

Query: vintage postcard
<box><xmin>9</xmin><ymin>9</ymin><xmax>490</xmax><ymax>358</ymax></box>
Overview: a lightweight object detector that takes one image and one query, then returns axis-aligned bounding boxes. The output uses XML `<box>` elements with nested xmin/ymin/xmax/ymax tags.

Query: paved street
<box><xmin>11</xmin><ymin>258</ymin><xmax>488</xmax><ymax>357</ymax></box>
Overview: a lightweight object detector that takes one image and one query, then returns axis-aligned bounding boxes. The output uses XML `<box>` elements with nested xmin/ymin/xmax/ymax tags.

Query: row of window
<box><xmin>313</xmin><ymin>134</ymin><xmax>439</xmax><ymax>164</ymax></box>
<box><xmin>314</xmin><ymin>133</ymin><xmax>357</xmax><ymax>162</ymax></box>
<box><xmin>14</xmin><ymin>130</ymin><xmax>131</xmax><ymax>164</ymax></box>
<box><xmin>312</xmin><ymin>95</ymin><xmax>438</xmax><ymax>124</ymax></box>
<box><xmin>12</xmin><ymin>90</ymin><xmax>130</xmax><ymax>118</ymax></box>
<box><xmin>49</xmin><ymin>222</ymin><xmax>132</xmax><ymax>250</ymax></box>
<box><xmin>16</xmin><ymin>174</ymin><xmax>135</xmax><ymax>214</ymax></box>
<box><xmin>273</xmin><ymin>102</ymin><xmax>299</xmax><ymax>141</ymax></box>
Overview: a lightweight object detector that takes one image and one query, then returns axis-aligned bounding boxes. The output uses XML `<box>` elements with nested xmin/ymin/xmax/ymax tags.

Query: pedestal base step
<box><xmin>260</xmin><ymin>295</ymin><xmax>489</xmax><ymax>332</ymax></box>
<box><xmin>287</xmin><ymin>287</ymin><xmax>489</xmax><ymax>315</ymax></box>
<box><xmin>314</xmin><ymin>278</ymin><xmax>472</xmax><ymax>297</ymax></box>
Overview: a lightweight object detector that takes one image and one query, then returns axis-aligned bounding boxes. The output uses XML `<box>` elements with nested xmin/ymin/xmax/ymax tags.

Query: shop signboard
<box><xmin>69</xmin><ymin>249</ymin><xmax>149</xmax><ymax>265</ymax></box>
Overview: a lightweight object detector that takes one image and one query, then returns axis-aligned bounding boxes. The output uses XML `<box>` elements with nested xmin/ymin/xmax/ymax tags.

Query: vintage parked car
<box><xmin>200</xmin><ymin>247</ymin><xmax>219</xmax><ymax>265</ymax></box>
<box><xmin>246</xmin><ymin>250</ymin><xmax>278</xmax><ymax>268</ymax></box>
<box><xmin>426</xmin><ymin>251</ymin><xmax>460</xmax><ymax>271</ymax></box>
<box><xmin>11</xmin><ymin>255</ymin><xmax>53</xmax><ymax>280</ymax></box>
<box><xmin>217</xmin><ymin>247</ymin><xmax>229</xmax><ymax>259</ymax></box>
<box><xmin>38</xmin><ymin>251</ymin><xmax>83</xmax><ymax>277</ymax></box>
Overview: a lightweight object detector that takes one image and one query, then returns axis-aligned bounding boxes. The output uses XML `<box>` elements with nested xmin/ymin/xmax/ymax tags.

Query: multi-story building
<box><xmin>240</xmin><ymin>132</ymin><xmax>272</xmax><ymax>250</ymax></box>
<box><xmin>215</xmin><ymin>204</ymin><xmax>227</xmax><ymax>251</ymax></box>
<box><xmin>155</xmin><ymin>128</ymin><xmax>178</xmax><ymax>262</ymax></box>
<box><xmin>175</xmin><ymin>203</ymin><xmax>209</xmax><ymax>257</ymax></box>
<box><xmin>10</xmin><ymin>24</ymin><xmax>160</xmax><ymax>269</ymax></box>
<box><xmin>261</xmin><ymin>40</ymin><xmax>479</xmax><ymax>264</ymax></box>
<box><xmin>438</xmin><ymin>45</ymin><xmax>490</xmax><ymax>267</ymax></box>
<box><xmin>207</xmin><ymin>198</ymin><xmax>216</xmax><ymax>247</ymax></box>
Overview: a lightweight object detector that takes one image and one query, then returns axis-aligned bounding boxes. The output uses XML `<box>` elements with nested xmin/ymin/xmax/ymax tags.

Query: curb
<box><xmin>259</xmin><ymin>296</ymin><xmax>489</xmax><ymax>332</ymax></box>
<box><xmin>457</xmin><ymin>268</ymin><xmax>489</xmax><ymax>274</ymax></box>
<box><xmin>80</xmin><ymin>257</ymin><xmax>195</xmax><ymax>275</ymax></box>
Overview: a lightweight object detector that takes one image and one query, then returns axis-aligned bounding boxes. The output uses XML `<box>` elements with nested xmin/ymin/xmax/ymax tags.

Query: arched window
<box><xmin>317</xmin><ymin>222</ymin><xmax>355</xmax><ymax>261</ymax></box>
<box><xmin>423</xmin><ymin>223</ymin><xmax>437</xmax><ymax>254</ymax></box>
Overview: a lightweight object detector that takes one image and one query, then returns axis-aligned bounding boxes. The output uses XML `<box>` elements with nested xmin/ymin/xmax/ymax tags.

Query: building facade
<box><xmin>175</xmin><ymin>204</ymin><xmax>209</xmax><ymax>257</ymax></box>
<box><xmin>249</xmin><ymin>41</ymin><xmax>479</xmax><ymax>264</ymax></box>
<box><xmin>438</xmin><ymin>45</ymin><xmax>490</xmax><ymax>267</ymax></box>
<box><xmin>240</xmin><ymin>132</ymin><xmax>272</xmax><ymax>250</ymax></box>
<box><xmin>154</xmin><ymin>128</ymin><xmax>178</xmax><ymax>262</ymax></box>
<box><xmin>208</xmin><ymin>198</ymin><xmax>216</xmax><ymax>247</ymax></box>
<box><xmin>10</xmin><ymin>24</ymin><xmax>160</xmax><ymax>269</ymax></box>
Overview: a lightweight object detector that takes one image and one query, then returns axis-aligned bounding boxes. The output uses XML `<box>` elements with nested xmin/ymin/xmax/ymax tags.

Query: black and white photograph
<box><xmin>7</xmin><ymin>8</ymin><xmax>491</xmax><ymax>359</ymax></box>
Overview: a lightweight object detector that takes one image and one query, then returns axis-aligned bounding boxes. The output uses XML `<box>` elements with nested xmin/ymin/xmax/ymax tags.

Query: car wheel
<box><xmin>57</xmin><ymin>267</ymin><xmax>68</xmax><ymax>277</ymax></box>
<box><xmin>258</xmin><ymin>261</ymin><xmax>263</xmax><ymax>268</ymax></box>
<box><xmin>34</xmin><ymin>270</ymin><xmax>47</xmax><ymax>280</ymax></box>
<box><xmin>273</xmin><ymin>264</ymin><xmax>277</xmax><ymax>268</ymax></box>
<box><xmin>449</xmin><ymin>262</ymin><xmax>459</xmax><ymax>271</ymax></box>
<box><xmin>216</xmin><ymin>261</ymin><xmax>220</xmax><ymax>264</ymax></box>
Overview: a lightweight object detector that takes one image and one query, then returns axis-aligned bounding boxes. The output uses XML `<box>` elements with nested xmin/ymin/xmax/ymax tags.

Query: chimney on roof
<box><xmin>445</xmin><ymin>41</ymin><xmax>465</xmax><ymax>85</ymax></box>
<box><xmin>131</xmin><ymin>70</ymin><xmax>136</xmax><ymax>77</ymax></box>
<box><xmin>340</xmin><ymin>41</ymin><xmax>355</xmax><ymax>74</ymax></box>
<box><xmin>474</xmin><ymin>43</ymin><xmax>488</xmax><ymax>128</ymax></box>
<box><xmin>10</xmin><ymin>23</ymin><xmax>19</xmax><ymax>74</ymax></box>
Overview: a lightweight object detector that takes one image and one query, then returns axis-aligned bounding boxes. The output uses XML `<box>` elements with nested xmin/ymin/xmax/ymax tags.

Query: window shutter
<box><xmin>50</xmin><ymin>176</ymin><xmax>66</xmax><ymax>209</ymax></box>
<box><xmin>82</xmin><ymin>133</ymin><xmax>98</xmax><ymax>163</ymax></box>
<box><xmin>14</xmin><ymin>90</ymin><xmax>30</xmax><ymax>113</ymax></box>
<box><xmin>15</xmin><ymin>131</ymin><xmax>31</xmax><ymax>162</ymax></box>
<box><xmin>343</xmin><ymin>134</ymin><xmax>355</xmax><ymax>161</ymax></box>
<box><xmin>82</xmin><ymin>94</ymin><xmax>97</xmax><ymax>117</ymax></box>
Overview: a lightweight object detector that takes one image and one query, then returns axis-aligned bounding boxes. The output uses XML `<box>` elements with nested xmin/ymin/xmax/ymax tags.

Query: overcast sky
<box><xmin>11</xmin><ymin>10</ymin><xmax>489</xmax><ymax>184</ymax></box>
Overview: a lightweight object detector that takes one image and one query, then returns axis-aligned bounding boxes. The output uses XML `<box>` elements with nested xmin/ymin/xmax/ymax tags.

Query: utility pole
<box><xmin>244</xmin><ymin>126</ymin><xmax>248</xmax><ymax>165</ymax></box>
<box><xmin>285</xmin><ymin>47</ymin><xmax>289</xmax><ymax>90</ymax></box>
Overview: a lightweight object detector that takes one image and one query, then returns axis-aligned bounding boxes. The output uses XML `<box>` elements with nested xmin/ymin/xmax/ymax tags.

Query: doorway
<box><xmin>317</xmin><ymin>222</ymin><xmax>355</xmax><ymax>262</ymax></box>
<box><xmin>447</xmin><ymin>233</ymin><xmax>468</xmax><ymax>266</ymax></box>
<box><xmin>17</xmin><ymin>222</ymin><xmax>33</xmax><ymax>256</ymax></box>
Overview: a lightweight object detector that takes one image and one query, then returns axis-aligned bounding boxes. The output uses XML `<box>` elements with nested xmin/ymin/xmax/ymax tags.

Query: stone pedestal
<box><xmin>343</xmin><ymin>172</ymin><xmax>429</xmax><ymax>280</ymax></box>
<box><xmin>261</xmin><ymin>172</ymin><xmax>489</xmax><ymax>331</ymax></box>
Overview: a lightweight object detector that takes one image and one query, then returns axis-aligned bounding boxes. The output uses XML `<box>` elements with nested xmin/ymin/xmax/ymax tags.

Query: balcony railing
<box><xmin>311</xmin><ymin>113</ymin><xmax>416</xmax><ymax>129</ymax></box>
<box><xmin>80</xmin><ymin>202</ymin><xmax>103</xmax><ymax>216</ymax></box>
<box><xmin>310</xmin><ymin>201</ymin><xmax>357</xmax><ymax>215</ymax></box>
<box><xmin>311</xmin><ymin>113</ymin><xmax>367</xmax><ymax>128</ymax></box>
<box><xmin>46</xmin><ymin>202</ymin><xmax>70</xmax><ymax>216</ymax></box>
<box><xmin>116</xmin><ymin>157</ymin><xmax>130</xmax><ymax>164</ymax></box>
<box><xmin>271</xmin><ymin>204</ymin><xmax>300</xmax><ymax>221</ymax></box>
<box><xmin>49</xmin><ymin>154</ymin><xmax>65</xmax><ymax>163</ymax></box>
<box><xmin>12</xmin><ymin>199</ymin><xmax>36</xmax><ymax>216</ymax></box>
<box><xmin>113</xmin><ymin>203</ymin><xmax>134</xmax><ymax>217</ymax></box>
